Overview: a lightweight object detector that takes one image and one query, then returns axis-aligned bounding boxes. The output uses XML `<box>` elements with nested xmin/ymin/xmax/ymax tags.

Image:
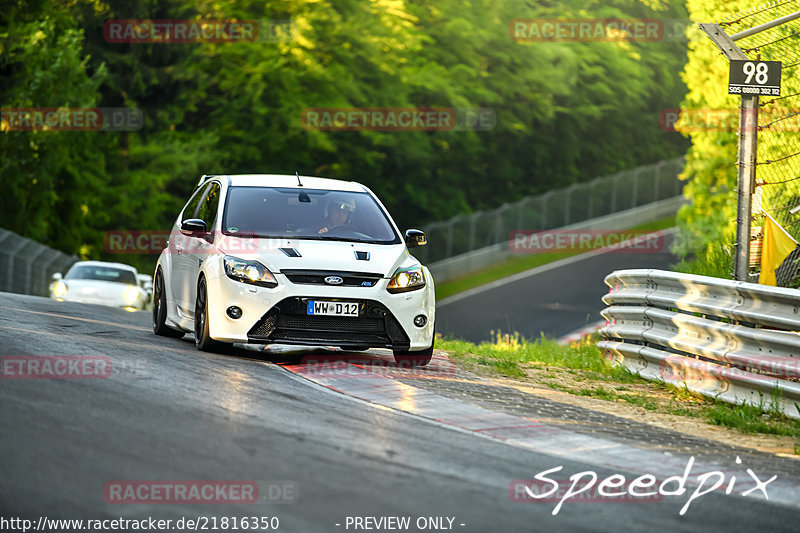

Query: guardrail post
<box><xmin>6</xmin><ymin>237</ymin><xmax>28</xmax><ymax>293</ymax></box>
<box><xmin>25</xmin><ymin>247</ymin><xmax>49</xmax><ymax>295</ymax></box>
<box><xmin>468</xmin><ymin>212</ymin><xmax>479</xmax><ymax>251</ymax></box>
<box><xmin>445</xmin><ymin>219</ymin><xmax>455</xmax><ymax>258</ymax></box>
<box><xmin>654</xmin><ymin>161</ymin><xmax>664</xmax><ymax>202</ymax></box>
<box><xmin>631</xmin><ymin>169</ymin><xmax>641</xmax><ymax>209</ymax></box>
<box><xmin>609</xmin><ymin>172</ymin><xmax>621</xmax><ymax>213</ymax></box>
<box><xmin>40</xmin><ymin>253</ymin><xmax>62</xmax><ymax>296</ymax></box>
<box><xmin>541</xmin><ymin>191</ymin><xmax>552</xmax><ymax>229</ymax></box>
<box><xmin>564</xmin><ymin>184</ymin><xmax>576</xmax><ymax>226</ymax></box>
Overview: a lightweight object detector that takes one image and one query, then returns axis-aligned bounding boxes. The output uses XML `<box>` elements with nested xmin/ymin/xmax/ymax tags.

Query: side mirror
<box><xmin>180</xmin><ymin>218</ymin><xmax>208</xmax><ymax>235</ymax></box>
<box><xmin>405</xmin><ymin>229</ymin><xmax>427</xmax><ymax>248</ymax></box>
<box><xmin>52</xmin><ymin>272</ymin><xmax>62</xmax><ymax>281</ymax></box>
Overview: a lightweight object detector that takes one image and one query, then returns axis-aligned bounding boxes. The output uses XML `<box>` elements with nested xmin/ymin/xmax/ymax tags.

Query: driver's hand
<box><xmin>318</xmin><ymin>227</ymin><xmax>329</xmax><ymax>234</ymax></box>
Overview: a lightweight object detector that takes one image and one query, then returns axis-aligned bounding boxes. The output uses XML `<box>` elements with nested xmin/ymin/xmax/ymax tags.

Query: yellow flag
<box><xmin>759</xmin><ymin>212</ymin><xmax>797</xmax><ymax>285</ymax></box>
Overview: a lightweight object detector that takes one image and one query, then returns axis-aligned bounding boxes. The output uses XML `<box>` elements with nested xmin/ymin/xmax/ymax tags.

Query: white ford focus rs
<box><xmin>153</xmin><ymin>174</ymin><xmax>436</xmax><ymax>366</ymax></box>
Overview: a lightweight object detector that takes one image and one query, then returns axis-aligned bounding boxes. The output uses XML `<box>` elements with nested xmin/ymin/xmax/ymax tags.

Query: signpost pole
<box><xmin>735</xmin><ymin>95</ymin><xmax>758</xmax><ymax>281</ymax></box>
<box><xmin>699</xmin><ymin>23</ymin><xmax>777</xmax><ymax>282</ymax></box>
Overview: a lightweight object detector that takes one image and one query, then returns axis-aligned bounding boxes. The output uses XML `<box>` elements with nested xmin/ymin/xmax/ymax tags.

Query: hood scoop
<box><xmin>354</xmin><ymin>251</ymin><xmax>370</xmax><ymax>261</ymax></box>
<box><xmin>280</xmin><ymin>247</ymin><xmax>302</xmax><ymax>257</ymax></box>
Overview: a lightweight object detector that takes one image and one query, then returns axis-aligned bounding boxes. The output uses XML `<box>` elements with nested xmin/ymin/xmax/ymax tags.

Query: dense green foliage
<box><xmin>1</xmin><ymin>0</ymin><xmax>689</xmax><ymax>271</ymax></box>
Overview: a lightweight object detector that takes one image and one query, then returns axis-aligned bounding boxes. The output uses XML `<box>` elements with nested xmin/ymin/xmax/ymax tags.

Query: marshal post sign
<box><xmin>729</xmin><ymin>60</ymin><xmax>782</xmax><ymax>96</ymax></box>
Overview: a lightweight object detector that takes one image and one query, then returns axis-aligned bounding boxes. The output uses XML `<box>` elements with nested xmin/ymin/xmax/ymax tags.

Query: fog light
<box><xmin>227</xmin><ymin>306</ymin><xmax>243</xmax><ymax>319</ymax></box>
<box><xmin>413</xmin><ymin>314</ymin><xmax>427</xmax><ymax>327</ymax></box>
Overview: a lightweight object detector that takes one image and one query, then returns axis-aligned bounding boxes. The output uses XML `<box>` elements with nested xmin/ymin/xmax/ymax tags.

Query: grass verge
<box><xmin>435</xmin><ymin>332</ymin><xmax>800</xmax><ymax>442</ymax></box>
<box><xmin>435</xmin><ymin>216</ymin><xmax>677</xmax><ymax>301</ymax></box>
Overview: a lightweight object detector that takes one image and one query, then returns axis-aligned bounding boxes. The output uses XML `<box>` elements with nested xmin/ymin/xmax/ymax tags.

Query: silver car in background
<box><xmin>49</xmin><ymin>260</ymin><xmax>148</xmax><ymax>311</ymax></box>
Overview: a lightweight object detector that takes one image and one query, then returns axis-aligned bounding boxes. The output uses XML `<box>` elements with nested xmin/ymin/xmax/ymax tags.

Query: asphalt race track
<box><xmin>1</xmin><ymin>291</ymin><xmax>800</xmax><ymax>532</ymax></box>
<box><xmin>436</xmin><ymin>233</ymin><xmax>678</xmax><ymax>343</ymax></box>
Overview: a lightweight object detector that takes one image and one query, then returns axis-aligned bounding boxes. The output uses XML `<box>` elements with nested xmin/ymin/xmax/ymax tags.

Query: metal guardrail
<box><xmin>0</xmin><ymin>227</ymin><xmax>78</xmax><ymax>297</ymax></box>
<box><xmin>598</xmin><ymin>269</ymin><xmax>800</xmax><ymax>419</ymax></box>
<box><xmin>420</xmin><ymin>157</ymin><xmax>685</xmax><ymax>264</ymax></box>
<box><xmin>428</xmin><ymin>196</ymin><xmax>686</xmax><ymax>284</ymax></box>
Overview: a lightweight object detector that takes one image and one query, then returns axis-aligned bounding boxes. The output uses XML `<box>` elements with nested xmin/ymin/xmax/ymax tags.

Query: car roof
<box><xmin>71</xmin><ymin>260</ymin><xmax>138</xmax><ymax>273</ymax></box>
<box><xmin>213</xmin><ymin>174</ymin><xmax>369</xmax><ymax>193</ymax></box>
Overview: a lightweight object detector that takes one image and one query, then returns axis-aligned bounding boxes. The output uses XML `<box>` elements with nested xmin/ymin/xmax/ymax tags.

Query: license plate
<box><xmin>307</xmin><ymin>301</ymin><xmax>359</xmax><ymax>317</ymax></box>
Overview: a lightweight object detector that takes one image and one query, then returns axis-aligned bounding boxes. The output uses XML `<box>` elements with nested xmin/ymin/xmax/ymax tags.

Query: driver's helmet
<box><xmin>324</xmin><ymin>198</ymin><xmax>356</xmax><ymax>222</ymax></box>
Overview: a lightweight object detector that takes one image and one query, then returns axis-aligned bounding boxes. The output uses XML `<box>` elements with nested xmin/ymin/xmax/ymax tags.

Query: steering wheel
<box><xmin>325</xmin><ymin>225</ymin><xmax>371</xmax><ymax>239</ymax></box>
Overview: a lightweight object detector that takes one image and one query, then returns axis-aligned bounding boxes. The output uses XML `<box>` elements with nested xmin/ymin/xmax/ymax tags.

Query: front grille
<box><xmin>249</xmin><ymin>309</ymin><xmax>278</xmax><ymax>337</ymax></box>
<box><xmin>278</xmin><ymin>314</ymin><xmax>384</xmax><ymax>333</ymax></box>
<box><xmin>247</xmin><ymin>297</ymin><xmax>409</xmax><ymax>348</ymax></box>
<box><xmin>281</xmin><ymin>269</ymin><xmax>383</xmax><ymax>287</ymax></box>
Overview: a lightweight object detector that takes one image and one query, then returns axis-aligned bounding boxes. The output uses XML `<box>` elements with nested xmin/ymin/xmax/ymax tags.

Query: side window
<box><xmin>181</xmin><ymin>184</ymin><xmax>209</xmax><ymax>223</ymax></box>
<box><xmin>196</xmin><ymin>182</ymin><xmax>221</xmax><ymax>229</ymax></box>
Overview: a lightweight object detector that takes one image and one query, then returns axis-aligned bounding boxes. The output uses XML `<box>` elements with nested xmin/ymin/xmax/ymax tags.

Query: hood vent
<box><xmin>354</xmin><ymin>251</ymin><xmax>370</xmax><ymax>261</ymax></box>
<box><xmin>280</xmin><ymin>247</ymin><xmax>302</xmax><ymax>257</ymax></box>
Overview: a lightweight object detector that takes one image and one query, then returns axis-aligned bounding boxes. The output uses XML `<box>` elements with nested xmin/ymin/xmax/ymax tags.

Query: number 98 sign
<box><xmin>729</xmin><ymin>60</ymin><xmax>782</xmax><ymax>96</ymax></box>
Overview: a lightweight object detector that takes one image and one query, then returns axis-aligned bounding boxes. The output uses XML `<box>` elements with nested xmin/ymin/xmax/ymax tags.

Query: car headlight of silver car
<box><xmin>223</xmin><ymin>256</ymin><xmax>278</xmax><ymax>288</ymax></box>
<box><xmin>51</xmin><ymin>281</ymin><xmax>68</xmax><ymax>298</ymax></box>
<box><xmin>387</xmin><ymin>265</ymin><xmax>426</xmax><ymax>294</ymax></box>
<box><xmin>123</xmin><ymin>285</ymin><xmax>141</xmax><ymax>305</ymax></box>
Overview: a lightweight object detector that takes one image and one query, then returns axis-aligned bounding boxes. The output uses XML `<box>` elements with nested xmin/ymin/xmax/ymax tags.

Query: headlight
<box><xmin>223</xmin><ymin>256</ymin><xmax>278</xmax><ymax>288</ymax></box>
<box><xmin>387</xmin><ymin>265</ymin><xmax>426</xmax><ymax>294</ymax></box>
<box><xmin>51</xmin><ymin>281</ymin><xmax>68</xmax><ymax>298</ymax></box>
<box><xmin>123</xmin><ymin>285</ymin><xmax>141</xmax><ymax>305</ymax></box>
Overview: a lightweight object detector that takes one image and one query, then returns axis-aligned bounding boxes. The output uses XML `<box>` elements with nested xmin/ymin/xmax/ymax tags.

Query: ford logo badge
<box><xmin>324</xmin><ymin>276</ymin><xmax>344</xmax><ymax>285</ymax></box>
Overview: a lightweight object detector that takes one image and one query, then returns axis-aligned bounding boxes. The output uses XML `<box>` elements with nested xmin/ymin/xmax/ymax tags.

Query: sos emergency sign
<box><xmin>729</xmin><ymin>60</ymin><xmax>782</xmax><ymax>96</ymax></box>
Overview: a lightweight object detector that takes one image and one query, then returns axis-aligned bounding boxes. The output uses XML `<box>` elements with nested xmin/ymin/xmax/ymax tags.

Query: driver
<box><xmin>318</xmin><ymin>198</ymin><xmax>356</xmax><ymax>234</ymax></box>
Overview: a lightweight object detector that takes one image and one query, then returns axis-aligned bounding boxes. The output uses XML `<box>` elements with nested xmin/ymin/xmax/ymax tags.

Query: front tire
<box><xmin>194</xmin><ymin>277</ymin><xmax>229</xmax><ymax>353</ymax></box>
<box><xmin>153</xmin><ymin>269</ymin><xmax>184</xmax><ymax>338</ymax></box>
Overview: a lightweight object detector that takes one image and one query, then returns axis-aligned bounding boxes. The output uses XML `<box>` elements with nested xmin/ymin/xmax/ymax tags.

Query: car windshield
<box><xmin>222</xmin><ymin>187</ymin><xmax>401</xmax><ymax>244</ymax></box>
<box><xmin>66</xmin><ymin>265</ymin><xmax>138</xmax><ymax>285</ymax></box>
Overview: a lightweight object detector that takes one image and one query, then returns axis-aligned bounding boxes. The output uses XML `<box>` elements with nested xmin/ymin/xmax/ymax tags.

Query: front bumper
<box><xmin>248</xmin><ymin>297</ymin><xmax>409</xmax><ymax>349</ymax></box>
<box><xmin>204</xmin><ymin>270</ymin><xmax>435</xmax><ymax>350</ymax></box>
